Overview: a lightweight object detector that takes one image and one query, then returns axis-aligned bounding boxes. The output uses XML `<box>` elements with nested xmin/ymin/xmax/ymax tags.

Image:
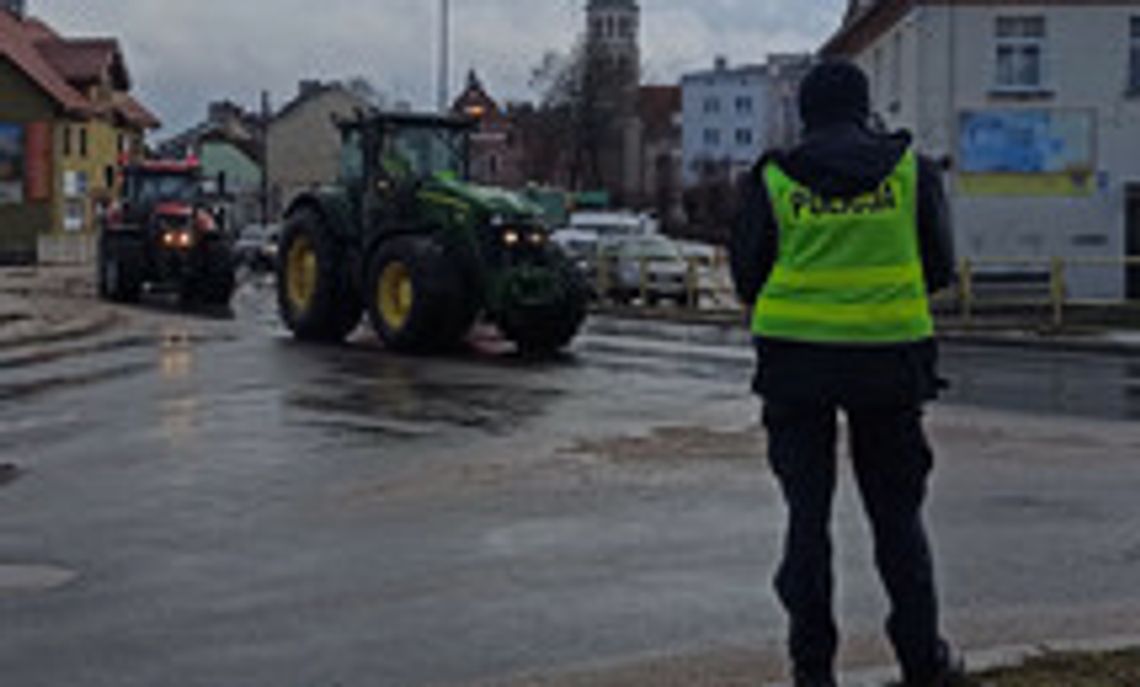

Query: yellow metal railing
<box><xmin>948</xmin><ymin>256</ymin><xmax>1140</xmax><ymax>330</ymax></box>
<box><xmin>593</xmin><ymin>251</ymin><xmax>1140</xmax><ymax>330</ymax></box>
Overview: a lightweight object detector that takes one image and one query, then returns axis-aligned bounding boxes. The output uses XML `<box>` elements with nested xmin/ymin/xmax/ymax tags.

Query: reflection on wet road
<box><xmin>1</xmin><ymin>286</ymin><xmax>1140</xmax><ymax>687</ymax></box>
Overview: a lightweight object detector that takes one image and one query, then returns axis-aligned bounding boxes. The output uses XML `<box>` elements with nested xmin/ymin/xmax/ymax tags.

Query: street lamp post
<box><xmin>438</xmin><ymin>0</ymin><xmax>451</xmax><ymax>113</ymax></box>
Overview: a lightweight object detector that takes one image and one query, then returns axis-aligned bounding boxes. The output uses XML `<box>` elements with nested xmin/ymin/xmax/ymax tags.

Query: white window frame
<box><xmin>735</xmin><ymin>96</ymin><xmax>753</xmax><ymax>114</ymax></box>
<box><xmin>703</xmin><ymin>97</ymin><xmax>721</xmax><ymax>114</ymax></box>
<box><xmin>735</xmin><ymin>128</ymin><xmax>753</xmax><ymax>146</ymax></box>
<box><xmin>703</xmin><ymin>129</ymin><xmax>721</xmax><ymax>147</ymax></box>
<box><xmin>995</xmin><ymin>16</ymin><xmax>1048</xmax><ymax>92</ymax></box>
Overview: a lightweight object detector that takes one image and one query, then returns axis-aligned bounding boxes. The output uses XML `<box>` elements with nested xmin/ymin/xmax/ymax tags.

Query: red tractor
<box><xmin>97</xmin><ymin>157</ymin><xmax>236</xmax><ymax>306</ymax></box>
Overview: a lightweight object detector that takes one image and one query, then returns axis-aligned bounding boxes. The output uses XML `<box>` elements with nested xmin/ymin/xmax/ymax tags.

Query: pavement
<box><xmin>2</xmin><ymin>268</ymin><xmax>1140</xmax><ymax>686</ymax></box>
<box><xmin>0</xmin><ymin>266</ymin><xmax>120</xmax><ymax>351</ymax></box>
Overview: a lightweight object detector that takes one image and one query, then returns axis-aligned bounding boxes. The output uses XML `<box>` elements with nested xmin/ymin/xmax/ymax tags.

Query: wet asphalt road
<box><xmin>2</xmin><ymin>282</ymin><xmax>1140</xmax><ymax>686</ymax></box>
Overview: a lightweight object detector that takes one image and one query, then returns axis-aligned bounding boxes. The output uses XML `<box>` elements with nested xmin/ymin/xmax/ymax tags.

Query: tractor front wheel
<box><xmin>98</xmin><ymin>233</ymin><xmax>142</xmax><ymax>303</ymax></box>
<box><xmin>194</xmin><ymin>240</ymin><xmax>237</xmax><ymax>306</ymax></box>
<box><xmin>277</xmin><ymin>208</ymin><xmax>361</xmax><ymax>342</ymax></box>
<box><xmin>366</xmin><ymin>236</ymin><xmax>474</xmax><ymax>354</ymax></box>
<box><xmin>499</xmin><ymin>252</ymin><xmax>589</xmax><ymax>355</ymax></box>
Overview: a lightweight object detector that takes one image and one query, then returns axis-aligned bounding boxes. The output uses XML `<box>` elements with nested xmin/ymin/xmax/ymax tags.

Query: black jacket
<box><xmin>729</xmin><ymin>122</ymin><xmax>955</xmax><ymax>401</ymax></box>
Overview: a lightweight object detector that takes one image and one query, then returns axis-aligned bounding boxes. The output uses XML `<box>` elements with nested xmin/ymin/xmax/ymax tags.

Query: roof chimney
<box><xmin>714</xmin><ymin>56</ymin><xmax>728</xmax><ymax>71</ymax></box>
<box><xmin>2</xmin><ymin>0</ymin><xmax>26</xmax><ymax>17</ymax></box>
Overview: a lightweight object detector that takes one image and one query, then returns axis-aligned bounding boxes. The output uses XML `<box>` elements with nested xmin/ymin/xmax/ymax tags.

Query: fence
<box><xmin>592</xmin><ymin>253</ymin><xmax>1140</xmax><ymax>330</ymax></box>
<box><xmin>37</xmin><ymin>234</ymin><xmax>97</xmax><ymax>266</ymax></box>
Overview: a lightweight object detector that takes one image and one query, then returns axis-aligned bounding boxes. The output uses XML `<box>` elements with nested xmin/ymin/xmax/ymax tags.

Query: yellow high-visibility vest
<box><xmin>752</xmin><ymin>150</ymin><xmax>934</xmax><ymax>344</ymax></box>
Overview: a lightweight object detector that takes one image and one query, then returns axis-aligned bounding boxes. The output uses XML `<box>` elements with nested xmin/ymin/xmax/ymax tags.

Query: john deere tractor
<box><xmin>276</xmin><ymin>112</ymin><xmax>588</xmax><ymax>354</ymax></box>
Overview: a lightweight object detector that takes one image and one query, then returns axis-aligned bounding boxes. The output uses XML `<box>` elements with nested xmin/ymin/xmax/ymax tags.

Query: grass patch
<box><xmin>971</xmin><ymin>647</ymin><xmax>1140</xmax><ymax>686</ymax></box>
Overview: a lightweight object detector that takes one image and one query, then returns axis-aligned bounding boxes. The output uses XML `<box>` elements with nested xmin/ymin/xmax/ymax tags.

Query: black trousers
<box><xmin>757</xmin><ymin>341</ymin><xmax>945</xmax><ymax>681</ymax></box>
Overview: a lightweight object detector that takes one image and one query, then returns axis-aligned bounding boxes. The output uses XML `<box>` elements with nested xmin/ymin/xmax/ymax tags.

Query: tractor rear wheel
<box><xmin>366</xmin><ymin>236</ymin><xmax>475</xmax><ymax>354</ymax></box>
<box><xmin>277</xmin><ymin>208</ymin><xmax>361</xmax><ymax>343</ymax></box>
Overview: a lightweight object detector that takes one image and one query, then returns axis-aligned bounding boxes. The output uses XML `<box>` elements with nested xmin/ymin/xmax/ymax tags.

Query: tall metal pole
<box><xmin>437</xmin><ymin>0</ymin><xmax>451</xmax><ymax>113</ymax></box>
<box><xmin>260</xmin><ymin>90</ymin><xmax>271</xmax><ymax>226</ymax></box>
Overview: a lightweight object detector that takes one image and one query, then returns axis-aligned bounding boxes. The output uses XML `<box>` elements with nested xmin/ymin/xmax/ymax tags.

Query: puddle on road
<box><xmin>0</xmin><ymin>362</ymin><xmax>151</xmax><ymax>404</ymax></box>
<box><xmin>566</xmin><ymin>425</ymin><xmax>764</xmax><ymax>464</ymax></box>
<box><xmin>288</xmin><ymin>374</ymin><xmax>565</xmax><ymax>438</ymax></box>
<box><xmin>0</xmin><ymin>564</ymin><xmax>78</xmax><ymax>596</ymax></box>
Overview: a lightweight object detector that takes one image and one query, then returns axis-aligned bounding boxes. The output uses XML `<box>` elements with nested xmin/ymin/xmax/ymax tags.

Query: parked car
<box><xmin>235</xmin><ymin>223</ymin><xmax>280</xmax><ymax>272</ymax></box>
<box><xmin>597</xmin><ymin>235</ymin><xmax>696</xmax><ymax>307</ymax></box>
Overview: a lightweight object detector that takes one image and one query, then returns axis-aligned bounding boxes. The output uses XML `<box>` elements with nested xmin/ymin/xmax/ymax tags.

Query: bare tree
<box><xmin>528</xmin><ymin>37</ymin><xmax>635</xmax><ymax>192</ymax></box>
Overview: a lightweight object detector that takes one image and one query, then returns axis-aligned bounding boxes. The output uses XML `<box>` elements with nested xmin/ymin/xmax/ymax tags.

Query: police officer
<box><xmin>730</xmin><ymin>60</ymin><xmax>963</xmax><ymax>687</ymax></box>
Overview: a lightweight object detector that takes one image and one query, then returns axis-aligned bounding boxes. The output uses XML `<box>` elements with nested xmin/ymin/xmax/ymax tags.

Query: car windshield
<box><xmin>133</xmin><ymin>173</ymin><xmax>198</xmax><ymax>205</ymax></box>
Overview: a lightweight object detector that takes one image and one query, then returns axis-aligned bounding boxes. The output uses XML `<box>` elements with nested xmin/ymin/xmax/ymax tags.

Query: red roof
<box><xmin>114</xmin><ymin>93</ymin><xmax>161</xmax><ymax>130</ymax></box>
<box><xmin>0</xmin><ymin>10</ymin><xmax>91</xmax><ymax>114</ymax></box>
<box><xmin>0</xmin><ymin>12</ymin><xmax>155</xmax><ymax>128</ymax></box>
<box><xmin>36</xmin><ymin>38</ymin><xmax>130</xmax><ymax>90</ymax></box>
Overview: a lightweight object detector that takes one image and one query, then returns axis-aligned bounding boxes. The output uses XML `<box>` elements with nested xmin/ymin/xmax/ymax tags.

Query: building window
<box><xmin>619</xmin><ymin>16</ymin><xmax>632</xmax><ymax>39</ymax></box>
<box><xmin>735</xmin><ymin>96</ymin><xmax>753</xmax><ymax>114</ymax></box>
<box><xmin>735</xmin><ymin>129</ymin><xmax>753</xmax><ymax>146</ymax></box>
<box><xmin>78</xmin><ymin>127</ymin><xmax>88</xmax><ymax>158</ymax></box>
<box><xmin>703</xmin><ymin>97</ymin><xmax>721</xmax><ymax>114</ymax></box>
<box><xmin>62</xmin><ymin>126</ymin><xmax>72</xmax><ymax>157</ymax></box>
<box><xmin>592</xmin><ymin>18</ymin><xmax>603</xmax><ymax>38</ymax></box>
<box><xmin>1131</xmin><ymin>17</ymin><xmax>1140</xmax><ymax>92</ymax></box>
<box><xmin>996</xmin><ymin>16</ymin><xmax>1046</xmax><ymax>90</ymax></box>
<box><xmin>703</xmin><ymin>129</ymin><xmax>721</xmax><ymax>147</ymax></box>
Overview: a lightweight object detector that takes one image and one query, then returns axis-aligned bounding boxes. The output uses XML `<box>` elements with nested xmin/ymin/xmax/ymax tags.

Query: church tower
<box><xmin>586</xmin><ymin>0</ymin><xmax>640</xmax><ymax>87</ymax></box>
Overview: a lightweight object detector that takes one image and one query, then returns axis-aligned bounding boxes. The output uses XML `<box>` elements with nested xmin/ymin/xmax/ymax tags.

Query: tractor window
<box><xmin>130</xmin><ymin>173</ymin><xmax>198</xmax><ymax>207</ymax></box>
<box><xmin>339</xmin><ymin>130</ymin><xmax>365</xmax><ymax>185</ymax></box>
<box><xmin>386</xmin><ymin>127</ymin><xmax>467</xmax><ymax>181</ymax></box>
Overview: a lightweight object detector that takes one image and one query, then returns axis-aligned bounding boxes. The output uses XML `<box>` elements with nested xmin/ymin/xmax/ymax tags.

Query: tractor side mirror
<box><xmin>217</xmin><ymin>172</ymin><xmax>228</xmax><ymax>197</ymax></box>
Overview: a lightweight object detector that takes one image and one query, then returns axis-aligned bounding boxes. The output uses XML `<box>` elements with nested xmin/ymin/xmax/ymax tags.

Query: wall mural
<box><xmin>958</xmin><ymin>109</ymin><xmax>1096</xmax><ymax>197</ymax></box>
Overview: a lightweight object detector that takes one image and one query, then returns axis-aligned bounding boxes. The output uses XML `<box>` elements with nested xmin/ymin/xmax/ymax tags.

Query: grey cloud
<box><xmin>30</xmin><ymin>0</ymin><xmax>843</xmax><ymax>135</ymax></box>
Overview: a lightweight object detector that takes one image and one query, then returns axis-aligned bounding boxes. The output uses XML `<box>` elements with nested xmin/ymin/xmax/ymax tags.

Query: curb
<box><xmin>761</xmin><ymin>634</ymin><xmax>1140</xmax><ymax>686</ymax></box>
<box><xmin>590</xmin><ymin>308</ymin><xmax>1140</xmax><ymax>356</ymax></box>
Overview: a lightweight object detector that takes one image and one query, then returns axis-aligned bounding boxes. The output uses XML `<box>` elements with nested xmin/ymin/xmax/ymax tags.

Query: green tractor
<box><xmin>276</xmin><ymin>111</ymin><xmax>588</xmax><ymax>354</ymax></box>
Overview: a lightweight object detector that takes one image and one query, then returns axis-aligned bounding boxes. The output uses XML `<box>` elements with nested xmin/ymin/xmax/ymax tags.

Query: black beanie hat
<box><xmin>798</xmin><ymin>59</ymin><xmax>871</xmax><ymax>131</ymax></box>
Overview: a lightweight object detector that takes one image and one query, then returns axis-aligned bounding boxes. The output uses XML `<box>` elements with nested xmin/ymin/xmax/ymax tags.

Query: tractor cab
<box><xmin>117</xmin><ymin>159</ymin><xmax>202</xmax><ymax>222</ymax></box>
<box><xmin>338</xmin><ymin>112</ymin><xmax>473</xmax><ymax>223</ymax></box>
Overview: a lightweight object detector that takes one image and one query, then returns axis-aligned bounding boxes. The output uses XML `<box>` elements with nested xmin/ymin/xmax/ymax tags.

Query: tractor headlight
<box><xmin>502</xmin><ymin>229</ymin><xmax>521</xmax><ymax>246</ymax></box>
<box><xmin>163</xmin><ymin>231</ymin><xmax>194</xmax><ymax>249</ymax></box>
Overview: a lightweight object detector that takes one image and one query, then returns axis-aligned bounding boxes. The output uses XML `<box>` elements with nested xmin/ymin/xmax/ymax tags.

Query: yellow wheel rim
<box><xmin>286</xmin><ymin>235</ymin><xmax>318</xmax><ymax>313</ymax></box>
<box><xmin>378</xmin><ymin>261</ymin><xmax>414</xmax><ymax>331</ymax></box>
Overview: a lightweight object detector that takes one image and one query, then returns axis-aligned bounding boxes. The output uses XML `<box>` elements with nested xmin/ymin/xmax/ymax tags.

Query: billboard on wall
<box><xmin>958</xmin><ymin>109</ymin><xmax>1096</xmax><ymax>197</ymax></box>
<box><xmin>0</xmin><ymin>123</ymin><xmax>25</xmax><ymax>205</ymax></box>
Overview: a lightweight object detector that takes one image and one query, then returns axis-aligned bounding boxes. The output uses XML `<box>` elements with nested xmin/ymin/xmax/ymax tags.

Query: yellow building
<box><xmin>0</xmin><ymin>7</ymin><xmax>158</xmax><ymax>264</ymax></box>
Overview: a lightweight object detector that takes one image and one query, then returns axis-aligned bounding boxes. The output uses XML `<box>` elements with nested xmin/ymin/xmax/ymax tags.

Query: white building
<box><xmin>681</xmin><ymin>57</ymin><xmax>769</xmax><ymax>187</ymax></box>
<box><xmin>823</xmin><ymin>0</ymin><xmax>1140</xmax><ymax>299</ymax></box>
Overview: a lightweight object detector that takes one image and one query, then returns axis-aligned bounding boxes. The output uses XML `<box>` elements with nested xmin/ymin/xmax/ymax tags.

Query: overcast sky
<box><xmin>31</xmin><ymin>0</ymin><xmax>844</xmax><ymax>136</ymax></box>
